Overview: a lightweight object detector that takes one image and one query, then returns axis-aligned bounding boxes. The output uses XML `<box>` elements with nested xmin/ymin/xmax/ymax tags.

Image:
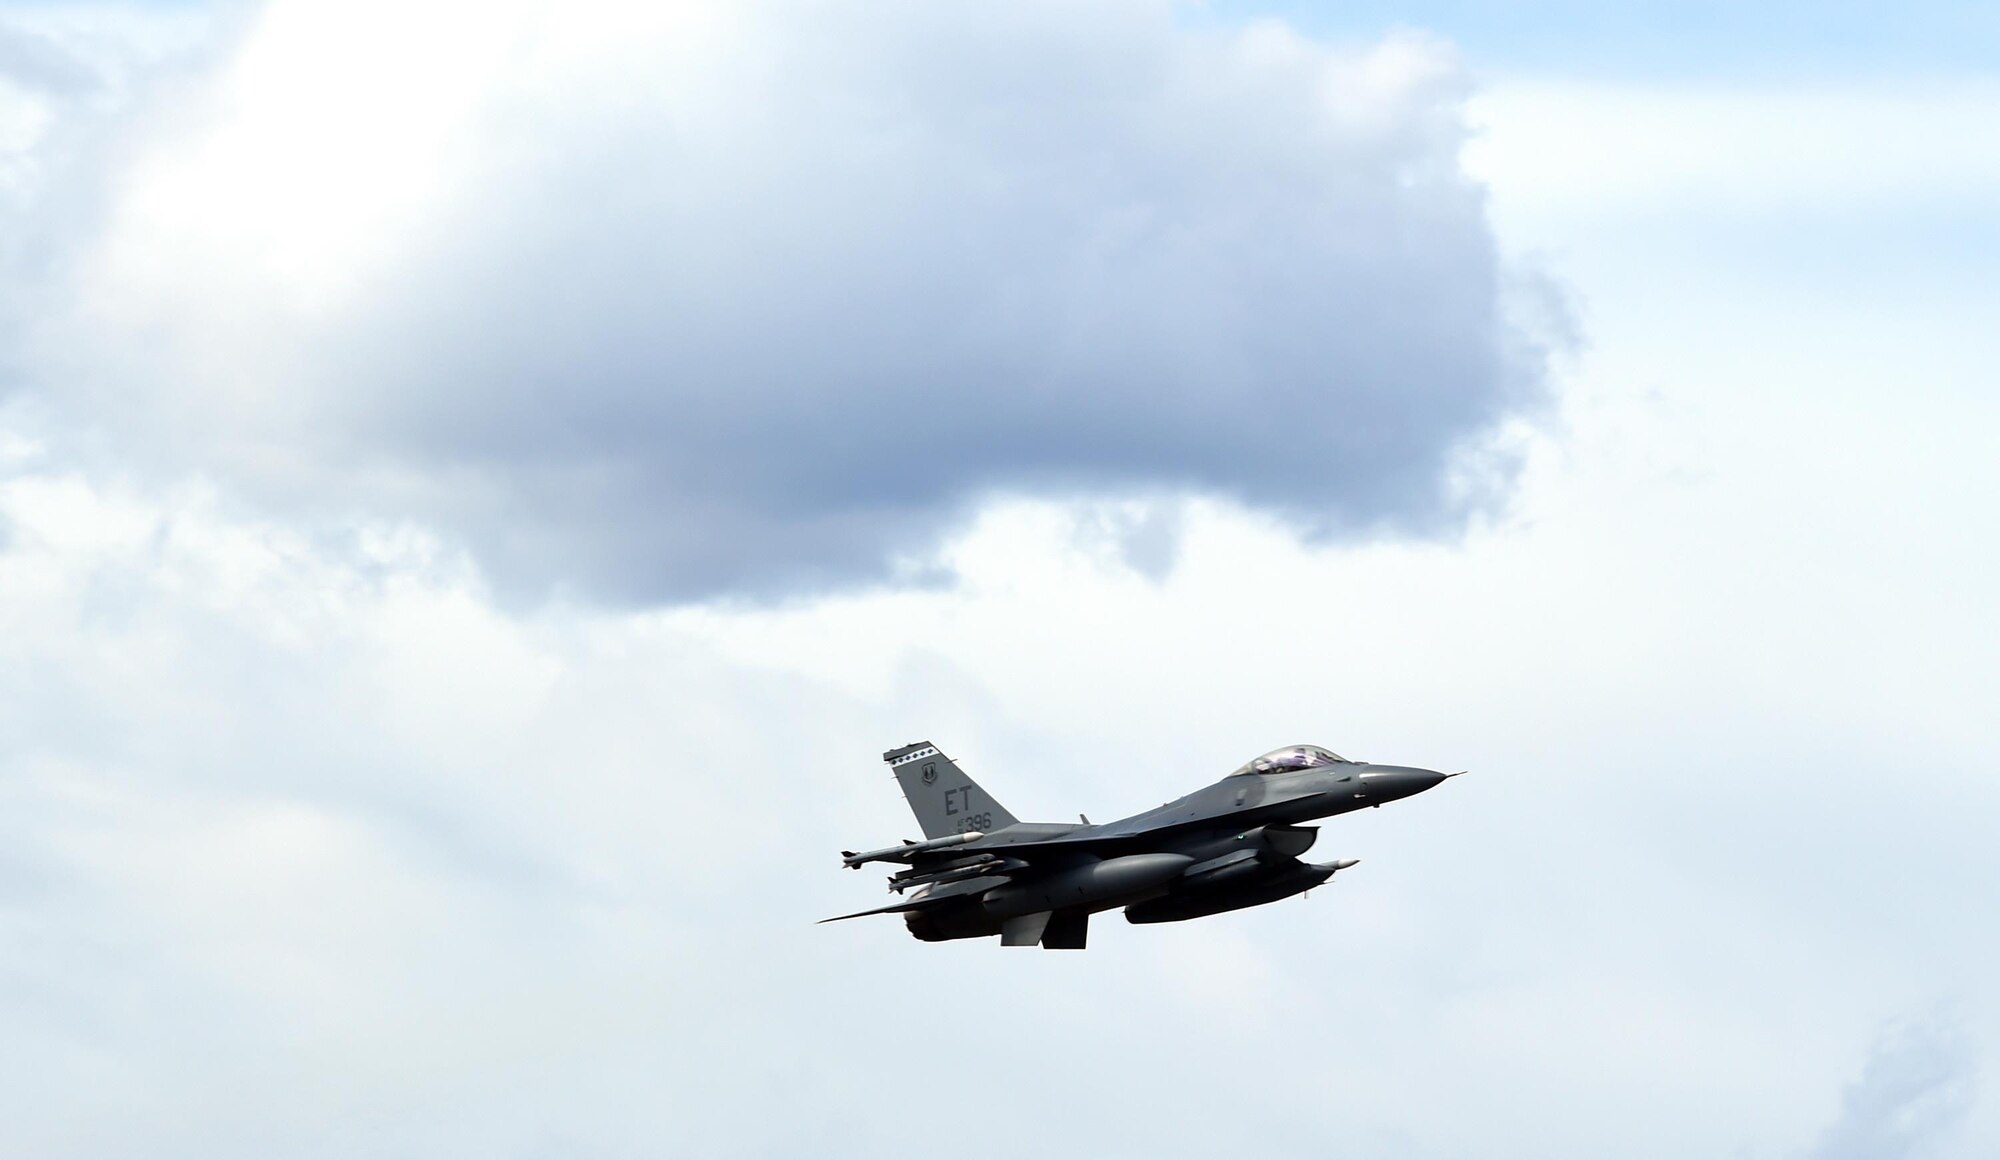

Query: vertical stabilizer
<box><xmin>883</xmin><ymin>742</ymin><xmax>1019</xmax><ymax>840</ymax></box>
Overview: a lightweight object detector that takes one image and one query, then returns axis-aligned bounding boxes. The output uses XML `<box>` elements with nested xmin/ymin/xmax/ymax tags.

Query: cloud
<box><xmin>1808</xmin><ymin>1011</ymin><xmax>1979</xmax><ymax>1160</ymax></box>
<box><xmin>0</xmin><ymin>23</ymin><xmax>98</xmax><ymax>97</ymax></box>
<box><xmin>15</xmin><ymin>0</ymin><xmax>1551</xmax><ymax>603</ymax></box>
<box><xmin>7</xmin><ymin>402</ymin><xmax>1998</xmax><ymax>1158</ymax></box>
<box><xmin>7</xmin><ymin>16</ymin><xmax>2000</xmax><ymax>1157</ymax></box>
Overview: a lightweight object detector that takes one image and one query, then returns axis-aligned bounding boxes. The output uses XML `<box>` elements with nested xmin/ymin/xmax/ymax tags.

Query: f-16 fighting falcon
<box><xmin>824</xmin><ymin>741</ymin><xmax>1460</xmax><ymax>950</ymax></box>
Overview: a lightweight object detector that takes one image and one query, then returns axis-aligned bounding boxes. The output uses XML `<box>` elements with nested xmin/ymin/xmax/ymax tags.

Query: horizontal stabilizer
<box><xmin>817</xmin><ymin>897</ymin><xmax>933</xmax><ymax>924</ymax></box>
<box><xmin>820</xmin><ymin>874</ymin><xmax>1007</xmax><ymax>924</ymax></box>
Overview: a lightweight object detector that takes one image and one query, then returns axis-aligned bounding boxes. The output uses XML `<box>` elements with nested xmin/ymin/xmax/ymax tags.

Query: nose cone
<box><xmin>1358</xmin><ymin>766</ymin><xmax>1449</xmax><ymax>804</ymax></box>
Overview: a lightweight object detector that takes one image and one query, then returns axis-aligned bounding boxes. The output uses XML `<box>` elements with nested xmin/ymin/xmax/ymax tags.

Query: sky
<box><xmin>1</xmin><ymin>2</ymin><xmax>1995</xmax><ymax>1157</ymax></box>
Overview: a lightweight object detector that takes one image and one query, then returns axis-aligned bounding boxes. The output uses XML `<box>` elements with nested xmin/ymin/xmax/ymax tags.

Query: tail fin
<box><xmin>884</xmin><ymin>742</ymin><xmax>1019</xmax><ymax>839</ymax></box>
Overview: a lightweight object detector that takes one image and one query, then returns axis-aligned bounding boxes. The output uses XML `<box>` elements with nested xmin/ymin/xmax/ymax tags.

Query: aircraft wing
<box><xmin>827</xmin><ymin>820</ymin><xmax>1206</xmax><ymax>922</ymax></box>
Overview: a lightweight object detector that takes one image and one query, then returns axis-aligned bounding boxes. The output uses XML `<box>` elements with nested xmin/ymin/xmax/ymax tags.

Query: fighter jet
<box><xmin>824</xmin><ymin>741</ymin><xmax>1458</xmax><ymax>949</ymax></box>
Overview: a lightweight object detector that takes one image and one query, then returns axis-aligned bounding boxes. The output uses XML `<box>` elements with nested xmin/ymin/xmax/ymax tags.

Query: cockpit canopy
<box><xmin>1226</xmin><ymin>744</ymin><xmax>1354</xmax><ymax>777</ymax></box>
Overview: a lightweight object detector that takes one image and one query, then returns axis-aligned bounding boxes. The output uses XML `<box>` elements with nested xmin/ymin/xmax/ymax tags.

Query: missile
<box><xmin>841</xmin><ymin>830</ymin><xmax>986</xmax><ymax>869</ymax></box>
<box><xmin>890</xmin><ymin>858</ymin><xmax>1011</xmax><ymax>894</ymax></box>
<box><xmin>893</xmin><ymin>853</ymin><xmax>1027</xmax><ymax>887</ymax></box>
<box><xmin>890</xmin><ymin>851</ymin><xmax>1001</xmax><ymax>882</ymax></box>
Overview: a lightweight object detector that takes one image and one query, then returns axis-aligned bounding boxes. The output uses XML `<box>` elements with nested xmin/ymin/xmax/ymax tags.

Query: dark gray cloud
<box><xmin>30</xmin><ymin>1</ymin><xmax>1552</xmax><ymax>603</ymax></box>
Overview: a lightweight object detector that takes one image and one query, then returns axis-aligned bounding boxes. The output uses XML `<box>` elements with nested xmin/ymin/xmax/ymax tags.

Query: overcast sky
<box><xmin>2</xmin><ymin>2</ymin><xmax>1995</xmax><ymax>1157</ymax></box>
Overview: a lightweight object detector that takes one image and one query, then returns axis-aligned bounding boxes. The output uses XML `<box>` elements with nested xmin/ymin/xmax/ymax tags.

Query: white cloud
<box><xmin>4</xmin><ymin>7</ymin><xmax>1999</xmax><ymax>1159</ymax></box>
<box><xmin>5</xmin><ymin>297</ymin><xmax>1998</xmax><ymax>1152</ymax></box>
<box><xmin>1809</xmin><ymin>1011</ymin><xmax>1978</xmax><ymax>1160</ymax></box>
<box><xmin>13</xmin><ymin>0</ymin><xmax>1552</xmax><ymax>602</ymax></box>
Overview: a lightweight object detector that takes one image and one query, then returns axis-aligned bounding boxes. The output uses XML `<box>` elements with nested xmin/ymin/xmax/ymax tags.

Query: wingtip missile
<box><xmin>840</xmin><ymin>830</ymin><xmax>988</xmax><ymax>869</ymax></box>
